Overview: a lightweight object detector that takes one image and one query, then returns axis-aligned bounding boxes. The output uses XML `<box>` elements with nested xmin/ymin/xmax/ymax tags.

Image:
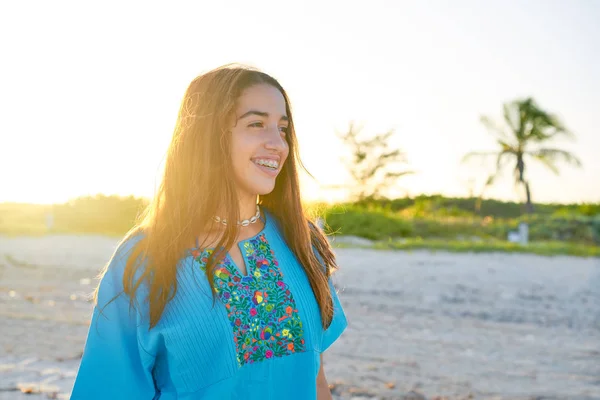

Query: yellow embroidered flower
<box><xmin>282</xmin><ymin>329</ymin><xmax>289</xmax><ymax>336</ymax></box>
<box><xmin>254</xmin><ymin>270</ymin><xmax>261</xmax><ymax>278</ymax></box>
<box><xmin>244</xmin><ymin>242</ymin><xmax>255</xmax><ymax>255</ymax></box>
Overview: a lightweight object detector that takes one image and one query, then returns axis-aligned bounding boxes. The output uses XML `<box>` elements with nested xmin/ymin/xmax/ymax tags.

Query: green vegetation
<box><xmin>334</xmin><ymin>239</ymin><xmax>600</xmax><ymax>258</ymax></box>
<box><xmin>2</xmin><ymin>194</ymin><xmax>598</xmax><ymax>257</ymax></box>
<box><xmin>0</xmin><ymin>202</ymin><xmax>53</xmax><ymax>236</ymax></box>
<box><xmin>320</xmin><ymin>196</ymin><xmax>600</xmax><ymax>245</ymax></box>
<box><xmin>0</xmin><ymin>195</ymin><xmax>148</xmax><ymax>237</ymax></box>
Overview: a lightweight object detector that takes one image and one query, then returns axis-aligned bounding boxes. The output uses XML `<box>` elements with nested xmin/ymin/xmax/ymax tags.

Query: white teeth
<box><xmin>254</xmin><ymin>159</ymin><xmax>279</xmax><ymax>169</ymax></box>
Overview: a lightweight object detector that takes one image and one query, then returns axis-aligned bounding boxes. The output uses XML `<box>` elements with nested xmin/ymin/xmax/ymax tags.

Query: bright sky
<box><xmin>1</xmin><ymin>0</ymin><xmax>599</xmax><ymax>205</ymax></box>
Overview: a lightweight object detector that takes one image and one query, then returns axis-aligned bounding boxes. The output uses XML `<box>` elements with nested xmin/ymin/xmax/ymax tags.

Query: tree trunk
<box><xmin>524</xmin><ymin>181</ymin><xmax>534</xmax><ymax>213</ymax></box>
<box><xmin>475</xmin><ymin>196</ymin><xmax>482</xmax><ymax>213</ymax></box>
<box><xmin>516</xmin><ymin>155</ymin><xmax>534</xmax><ymax>214</ymax></box>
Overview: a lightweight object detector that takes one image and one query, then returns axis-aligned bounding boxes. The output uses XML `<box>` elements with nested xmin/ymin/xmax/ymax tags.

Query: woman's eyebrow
<box><xmin>238</xmin><ymin>110</ymin><xmax>289</xmax><ymax>122</ymax></box>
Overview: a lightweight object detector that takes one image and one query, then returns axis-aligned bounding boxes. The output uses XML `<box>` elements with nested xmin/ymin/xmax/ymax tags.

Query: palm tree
<box><xmin>463</xmin><ymin>97</ymin><xmax>582</xmax><ymax>213</ymax></box>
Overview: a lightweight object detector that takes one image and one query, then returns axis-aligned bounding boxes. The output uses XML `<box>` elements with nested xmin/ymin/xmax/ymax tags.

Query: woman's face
<box><xmin>229</xmin><ymin>83</ymin><xmax>290</xmax><ymax>200</ymax></box>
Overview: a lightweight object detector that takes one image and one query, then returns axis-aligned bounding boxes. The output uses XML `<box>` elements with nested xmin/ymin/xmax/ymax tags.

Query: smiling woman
<box><xmin>230</xmin><ymin>84</ymin><xmax>290</xmax><ymax>214</ymax></box>
<box><xmin>70</xmin><ymin>64</ymin><xmax>347</xmax><ymax>400</ymax></box>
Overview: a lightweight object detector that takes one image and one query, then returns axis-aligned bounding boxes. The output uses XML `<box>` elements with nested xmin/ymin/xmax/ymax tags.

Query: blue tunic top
<box><xmin>71</xmin><ymin>209</ymin><xmax>348</xmax><ymax>399</ymax></box>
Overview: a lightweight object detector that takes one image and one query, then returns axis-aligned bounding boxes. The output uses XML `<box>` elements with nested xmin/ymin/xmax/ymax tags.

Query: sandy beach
<box><xmin>1</xmin><ymin>234</ymin><xmax>599</xmax><ymax>399</ymax></box>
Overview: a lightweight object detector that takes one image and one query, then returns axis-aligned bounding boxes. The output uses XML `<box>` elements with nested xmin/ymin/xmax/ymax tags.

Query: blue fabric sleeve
<box><xmin>311</xmin><ymin>234</ymin><xmax>348</xmax><ymax>352</ymax></box>
<box><xmin>71</xmin><ymin>237</ymin><xmax>158</xmax><ymax>400</ymax></box>
<box><xmin>321</xmin><ymin>276</ymin><xmax>348</xmax><ymax>352</ymax></box>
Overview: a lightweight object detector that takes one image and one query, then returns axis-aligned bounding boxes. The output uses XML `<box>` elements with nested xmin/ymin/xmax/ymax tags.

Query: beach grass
<box><xmin>332</xmin><ymin>237</ymin><xmax>600</xmax><ymax>257</ymax></box>
<box><xmin>2</xmin><ymin>198</ymin><xmax>598</xmax><ymax>258</ymax></box>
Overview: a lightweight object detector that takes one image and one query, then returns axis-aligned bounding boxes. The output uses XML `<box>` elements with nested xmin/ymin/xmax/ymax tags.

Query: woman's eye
<box><xmin>248</xmin><ymin>122</ymin><xmax>288</xmax><ymax>135</ymax></box>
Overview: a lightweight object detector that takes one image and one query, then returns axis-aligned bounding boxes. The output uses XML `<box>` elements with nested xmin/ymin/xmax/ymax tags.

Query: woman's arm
<box><xmin>317</xmin><ymin>353</ymin><xmax>333</xmax><ymax>400</ymax></box>
<box><xmin>71</xmin><ymin>238</ymin><xmax>158</xmax><ymax>399</ymax></box>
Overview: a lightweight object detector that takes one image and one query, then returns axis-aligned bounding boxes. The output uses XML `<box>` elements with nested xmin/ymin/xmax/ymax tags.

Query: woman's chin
<box><xmin>255</xmin><ymin>183</ymin><xmax>276</xmax><ymax>196</ymax></box>
<box><xmin>238</xmin><ymin>181</ymin><xmax>276</xmax><ymax>197</ymax></box>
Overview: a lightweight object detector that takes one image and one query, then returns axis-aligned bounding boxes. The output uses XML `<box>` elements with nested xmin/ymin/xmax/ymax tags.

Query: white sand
<box><xmin>1</xmin><ymin>235</ymin><xmax>599</xmax><ymax>399</ymax></box>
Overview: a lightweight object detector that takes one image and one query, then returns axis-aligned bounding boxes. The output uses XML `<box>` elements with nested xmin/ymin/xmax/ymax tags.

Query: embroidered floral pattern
<box><xmin>191</xmin><ymin>234</ymin><xmax>306</xmax><ymax>366</ymax></box>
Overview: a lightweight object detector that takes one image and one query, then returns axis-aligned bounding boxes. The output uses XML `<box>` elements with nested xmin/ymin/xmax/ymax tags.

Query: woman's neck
<box><xmin>194</xmin><ymin>196</ymin><xmax>263</xmax><ymax>249</ymax></box>
<box><xmin>237</xmin><ymin>194</ymin><xmax>259</xmax><ymax>222</ymax></box>
<box><xmin>212</xmin><ymin>195</ymin><xmax>258</xmax><ymax>221</ymax></box>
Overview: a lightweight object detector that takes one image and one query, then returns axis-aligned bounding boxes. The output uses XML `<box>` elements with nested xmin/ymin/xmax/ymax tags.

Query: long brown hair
<box><xmin>96</xmin><ymin>64</ymin><xmax>337</xmax><ymax>330</ymax></box>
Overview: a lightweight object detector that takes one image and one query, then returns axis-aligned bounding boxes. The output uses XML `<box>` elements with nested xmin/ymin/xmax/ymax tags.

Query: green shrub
<box><xmin>317</xmin><ymin>203</ymin><xmax>598</xmax><ymax>245</ymax></box>
<box><xmin>376</xmin><ymin>239</ymin><xmax>600</xmax><ymax>257</ymax></box>
<box><xmin>0</xmin><ymin>203</ymin><xmax>50</xmax><ymax>236</ymax></box>
<box><xmin>2</xmin><ymin>195</ymin><xmax>598</xmax><ymax>247</ymax></box>
<box><xmin>322</xmin><ymin>206</ymin><xmax>413</xmax><ymax>240</ymax></box>
<box><xmin>51</xmin><ymin>195</ymin><xmax>148</xmax><ymax>236</ymax></box>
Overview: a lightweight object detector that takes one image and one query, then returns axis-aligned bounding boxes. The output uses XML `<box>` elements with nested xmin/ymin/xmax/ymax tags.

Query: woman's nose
<box><xmin>264</xmin><ymin>125</ymin><xmax>288</xmax><ymax>150</ymax></box>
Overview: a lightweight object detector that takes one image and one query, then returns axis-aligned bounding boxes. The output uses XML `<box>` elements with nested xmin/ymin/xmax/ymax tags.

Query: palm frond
<box><xmin>480</xmin><ymin>115</ymin><xmax>509</xmax><ymax>139</ymax></box>
<box><xmin>384</xmin><ymin>170</ymin><xmax>414</xmax><ymax>180</ymax></box>
<box><xmin>530</xmin><ymin>155</ymin><xmax>560</xmax><ymax>175</ymax></box>
<box><xmin>529</xmin><ymin>122</ymin><xmax>575</xmax><ymax>142</ymax></box>
<box><xmin>495</xmin><ymin>151</ymin><xmax>512</xmax><ymax>170</ymax></box>
<box><xmin>528</xmin><ymin>148</ymin><xmax>583</xmax><ymax>168</ymax></box>
<box><xmin>478</xmin><ymin>152</ymin><xmax>512</xmax><ymax>191</ymax></box>
<box><xmin>502</xmin><ymin>102</ymin><xmax>520</xmax><ymax>134</ymax></box>
<box><xmin>461</xmin><ymin>151</ymin><xmax>499</xmax><ymax>164</ymax></box>
<box><xmin>515</xmin><ymin>98</ymin><xmax>574</xmax><ymax>141</ymax></box>
<box><xmin>495</xmin><ymin>139</ymin><xmax>517</xmax><ymax>153</ymax></box>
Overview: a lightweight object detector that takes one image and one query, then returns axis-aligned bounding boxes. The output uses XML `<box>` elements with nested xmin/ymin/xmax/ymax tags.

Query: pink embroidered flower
<box><xmin>250</xmin><ymin>308</ymin><xmax>257</xmax><ymax>317</ymax></box>
<box><xmin>265</xmin><ymin>350</ymin><xmax>273</xmax><ymax>358</ymax></box>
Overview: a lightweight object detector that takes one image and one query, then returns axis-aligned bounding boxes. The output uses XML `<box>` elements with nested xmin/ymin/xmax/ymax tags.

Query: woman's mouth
<box><xmin>252</xmin><ymin>158</ymin><xmax>280</xmax><ymax>177</ymax></box>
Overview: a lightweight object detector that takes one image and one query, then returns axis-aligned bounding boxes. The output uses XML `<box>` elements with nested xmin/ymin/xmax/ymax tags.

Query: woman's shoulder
<box><xmin>97</xmin><ymin>230</ymin><xmax>148</xmax><ymax>299</ymax></box>
<box><xmin>108</xmin><ymin>231</ymin><xmax>146</xmax><ymax>272</ymax></box>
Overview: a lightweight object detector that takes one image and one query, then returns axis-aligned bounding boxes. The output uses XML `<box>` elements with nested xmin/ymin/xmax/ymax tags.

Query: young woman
<box><xmin>70</xmin><ymin>64</ymin><xmax>347</xmax><ymax>399</ymax></box>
